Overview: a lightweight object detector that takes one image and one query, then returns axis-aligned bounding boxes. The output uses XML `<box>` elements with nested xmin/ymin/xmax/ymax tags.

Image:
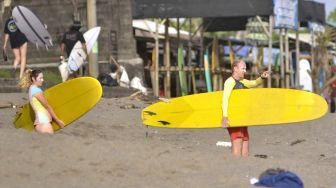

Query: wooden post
<box><xmin>219</xmin><ymin>45</ymin><xmax>224</xmax><ymax>90</ymax></box>
<box><xmin>87</xmin><ymin>0</ymin><xmax>99</xmax><ymax>77</ymax></box>
<box><xmin>154</xmin><ymin>19</ymin><xmax>159</xmax><ymax>96</ymax></box>
<box><xmin>279</xmin><ymin>29</ymin><xmax>285</xmax><ymax>87</ymax></box>
<box><xmin>164</xmin><ymin>19</ymin><xmax>171</xmax><ymax>98</ymax></box>
<box><xmin>285</xmin><ymin>29</ymin><xmax>290</xmax><ymax>88</ymax></box>
<box><xmin>295</xmin><ymin>23</ymin><xmax>300</xmax><ymax>88</ymax></box>
<box><xmin>200</xmin><ymin>20</ymin><xmax>204</xmax><ymax>66</ymax></box>
<box><xmin>176</xmin><ymin>18</ymin><xmax>181</xmax><ymax>96</ymax></box>
<box><xmin>268</xmin><ymin>15</ymin><xmax>273</xmax><ymax>88</ymax></box>
<box><xmin>151</xmin><ymin>47</ymin><xmax>156</xmax><ymax>94</ymax></box>
<box><xmin>311</xmin><ymin>31</ymin><xmax>315</xmax><ymax>88</ymax></box>
<box><xmin>191</xmin><ymin>69</ymin><xmax>197</xmax><ymax>94</ymax></box>
<box><xmin>188</xmin><ymin>18</ymin><xmax>193</xmax><ymax>93</ymax></box>
<box><xmin>212</xmin><ymin>36</ymin><xmax>219</xmax><ymax>91</ymax></box>
<box><xmin>228</xmin><ymin>40</ymin><xmax>234</xmax><ymax>65</ymax></box>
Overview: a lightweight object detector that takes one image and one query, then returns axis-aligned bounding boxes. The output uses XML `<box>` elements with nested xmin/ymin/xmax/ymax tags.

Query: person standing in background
<box><xmin>60</xmin><ymin>20</ymin><xmax>87</xmax><ymax>80</ymax></box>
<box><xmin>3</xmin><ymin>13</ymin><xmax>28</xmax><ymax>79</ymax></box>
<box><xmin>222</xmin><ymin>60</ymin><xmax>269</xmax><ymax>157</ymax></box>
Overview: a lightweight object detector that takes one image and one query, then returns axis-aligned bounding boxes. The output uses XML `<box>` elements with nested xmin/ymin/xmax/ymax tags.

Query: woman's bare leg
<box><xmin>19</xmin><ymin>42</ymin><xmax>28</xmax><ymax>79</ymax></box>
<box><xmin>35</xmin><ymin>123</ymin><xmax>54</xmax><ymax>134</ymax></box>
<box><xmin>12</xmin><ymin>48</ymin><xmax>20</xmax><ymax>70</ymax></box>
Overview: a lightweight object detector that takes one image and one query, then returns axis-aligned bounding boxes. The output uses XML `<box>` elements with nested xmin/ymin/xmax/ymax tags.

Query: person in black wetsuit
<box><xmin>3</xmin><ymin>14</ymin><xmax>28</xmax><ymax>79</ymax></box>
<box><xmin>60</xmin><ymin>20</ymin><xmax>87</xmax><ymax>79</ymax></box>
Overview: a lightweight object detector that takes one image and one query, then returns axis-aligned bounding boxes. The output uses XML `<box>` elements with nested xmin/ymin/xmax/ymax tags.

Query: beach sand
<box><xmin>0</xmin><ymin>92</ymin><xmax>336</xmax><ymax>188</ymax></box>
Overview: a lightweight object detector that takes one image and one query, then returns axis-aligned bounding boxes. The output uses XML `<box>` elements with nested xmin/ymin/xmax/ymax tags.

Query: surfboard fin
<box><xmin>143</xmin><ymin>111</ymin><xmax>156</xmax><ymax>116</ymax></box>
<box><xmin>157</xmin><ymin>121</ymin><xmax>170</xmax><ymax>126</ymax></box>
<box><xmin>49</xmin><ymin>39</ymin><xmax>53</xmax><ymax>46</ymax></box>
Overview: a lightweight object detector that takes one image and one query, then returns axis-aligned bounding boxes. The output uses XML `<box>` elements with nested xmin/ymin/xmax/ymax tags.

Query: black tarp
<box><xmin>204</xmin><ymin>0</ymin><xmax>325</xmax><ymax>31</ymax></box>
<box><xmin>132</xmin><ymin>0</ymin><xmax>273</xmax><ymax>19</ymax></box>
<box><xmin>300</xmin><ymin>0</ymin><xmax>325</xmax><ymax>25</ymax></box>
<box><xmin>133</xmin><ymin>0</ymin><xmax>325</xmax><ymax>31</ymax></box>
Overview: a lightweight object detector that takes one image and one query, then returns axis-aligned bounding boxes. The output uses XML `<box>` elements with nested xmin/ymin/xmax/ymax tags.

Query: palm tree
<box><xmin>312</xmin><ymin>28</ymin><xmax>332</xmax><ymax>94</ymax></box>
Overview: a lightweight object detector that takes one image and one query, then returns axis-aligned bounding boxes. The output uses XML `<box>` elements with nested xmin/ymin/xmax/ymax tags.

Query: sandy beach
<box><xmin>0</xmin><ymin>92</ymin><xmax>336</xmax><ymax>188</ymax></box>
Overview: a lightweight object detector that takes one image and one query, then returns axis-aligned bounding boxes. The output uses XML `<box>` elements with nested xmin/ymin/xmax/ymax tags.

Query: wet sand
<box><xmin>0</xmin><ymin>92</ymin><xmax>335</xmax><ymax>188</ymax></box>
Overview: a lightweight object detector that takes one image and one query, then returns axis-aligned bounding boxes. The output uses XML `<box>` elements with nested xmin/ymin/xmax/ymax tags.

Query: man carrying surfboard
<box><xmin>60</xmin><ymin>21</ymin><xmax>88</xmax><ymax>79</ymax></box>
<box><xmin>222</xmin><ymin>60</ymin><xmax>269</xmax><ymax>157</ymax></box>
<box><xmin>3</xmin><ymin>13</ymin><xmax>28</xmax><ymax>79</ymax></box>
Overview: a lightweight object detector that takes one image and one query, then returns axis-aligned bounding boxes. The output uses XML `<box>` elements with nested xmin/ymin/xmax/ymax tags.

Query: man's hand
<box><xmin>260</xmin><ymin>70</ymin><xmax>270</xmax><ymax>79</ymax></box>
<box><xmin>222</xmin><ymin>117</ymin><xmax>230</xmax><ymax>128</ymax></box>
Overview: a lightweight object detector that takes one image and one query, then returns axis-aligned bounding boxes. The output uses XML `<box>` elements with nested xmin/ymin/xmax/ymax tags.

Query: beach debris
<box><xmin>97</xmin><ymin>73</ymin><xmax>118</xmax><ymax>87</ymax></box>
<box><xmin>130</xmin><ymin>91</ymin><xmax>142</xmax><ymax>97</ymax></box>
<box><xmin>216</xmin><ymin>141</ymin><xmax>232</xmax><ymax>147</ymax></box>
<box><xmin>254</xmin><ymin>154</ymin><xmax>268</xmax><ymax>159</ymax></box>
<box><xmin>0</xmin><ymin>101</ymin><xmax>16</xmax><ymax>109</ymax></box>
<box><xmin>119</xmin><ymin>66</ymin><xmax>130</xmax><ymax>88</ymax></box>
<box><xmin>158</xmin><ymin>97</ymin><xmax>171</xmax><ymax>103</ymax></box>
<box><xmin>290</xmin><ymin>139</ymin><xmax>306</xmax><ymax>146</ymax></box>
<box><xmin>125</xmin><ymin>91</ymin><xmax>158</xmax><ymax>102</ymax></box>
<box><xmin>250</xmin><ymin>178</ymin><xmax>259</xmax><ymax>185</ymax></box>
<box><xmin>130</xmin><ymin>76</ymin><xmax>147</xmax><ymax>95</ymax></box>
<box><xmin>120</xmin><ymin>103</ymin><xmax>138</xmax><ymax>109</ymax></box>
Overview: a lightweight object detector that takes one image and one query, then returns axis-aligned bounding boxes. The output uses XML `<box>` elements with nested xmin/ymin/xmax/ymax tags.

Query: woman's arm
<box><xmin>3</xmin><ymin>33</ymin><xmax>9</xmax><ymax>49</ymax></box>
<box><xmin>34</xmin><ymin>92</ymin><xmax>65</xmax><ymax>128</ymax></box>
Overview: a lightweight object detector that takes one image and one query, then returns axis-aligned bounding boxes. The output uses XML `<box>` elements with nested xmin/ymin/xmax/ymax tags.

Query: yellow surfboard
<box><xmin>14</xmin><ymin>77</ymin><xmax>102</xmax><ymax>131</ymax></box>
<box><xmin>142</xmin><ymin>88</ymin><xmax>328</xmax><ymax>128</ymax></box>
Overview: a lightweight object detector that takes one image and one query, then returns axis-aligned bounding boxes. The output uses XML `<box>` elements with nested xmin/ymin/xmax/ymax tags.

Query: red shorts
<box><xmin>227</xmin><ymin>127</ymin><xmax>249</xmax><ymax>141</ymax></box>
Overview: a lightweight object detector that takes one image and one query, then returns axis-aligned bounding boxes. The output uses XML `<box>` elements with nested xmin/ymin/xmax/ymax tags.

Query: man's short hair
<box><xmin>231</xmin><ymin>59</ymin><xmax>244</xmax><ymax>71</ymax></box>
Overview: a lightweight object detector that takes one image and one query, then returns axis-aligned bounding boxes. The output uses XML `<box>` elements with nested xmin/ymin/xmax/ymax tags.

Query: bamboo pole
<box><xmin>212</xmin><ymin>36</ymin><xmax>219</xmax><ymax>91</ymax></box>
<box><xmin>188</xmin><ymin>18</ymin><xmax>193</xmax><ymax>93</ymax></box>
<box><xmin>285</xmin><ymin>29</ymin><xmax>290</xmax><ymax>88</ymax></box>
<box><xmin>295</xmin><ymin>23</ymin><xmax>300</xmax><ymax>88</ymax></box>
<box><xmin>191</xmin><ymin>69</ymin><xmax>197</xmax><ymax>93</ymax></box>
<box><xmin>268</xmin><ymin>15</ymin><xmax>273</xmax><ymax>88</ymax></box>
<box><xmin>200</xmin><ymin>20</ymin><xmax>204</xmax><ymax>67</ymax></box>
<box><xmin>176</xmin><ymin>18</ymin><xmax>181</xmax><ymax>96</ymax></box>
<box><xmin>154</xmin><ymin>19</ymin><xmax>159</xmax><ymax>96</ymax></box>
<box><xmin>311</xmin><ymin>31</ymin><xmax>315</xmax><ymax>92</ymax></box>
<box><xmin>164</xmin><ymin>19</ymin><xmax>171</xmax><ymax>98</ymax></box>
<box><xmin>280</xmin><ymin>29</ymin><xmax>285</xmax><ymax>87</ymax></box>
<box><xmin>151</xmin><ymin>47</ymin><xmax>156</xmax><ymax>93</ymax></box>
<box><xmin>219</xmin><ymin>44</ymin><xmax>224</xmax><ymax>91</ymax></box>
<box><xmin>228</xmin><ymin>40</ymin><xmax>234</xmax><ymax>65</ymax></box>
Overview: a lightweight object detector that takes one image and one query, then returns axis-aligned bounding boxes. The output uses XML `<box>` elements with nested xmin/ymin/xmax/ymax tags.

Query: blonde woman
<box><xmin>19</xmin><ymin>69</ymin><xmax>65</xmax><ymax>134</ymax></box>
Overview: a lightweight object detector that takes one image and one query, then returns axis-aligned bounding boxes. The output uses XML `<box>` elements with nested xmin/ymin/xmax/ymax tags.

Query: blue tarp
<box><xmin>223</xmin><ymin>45</ymin><xmax>252</xmax><ymax>57</ymax></box>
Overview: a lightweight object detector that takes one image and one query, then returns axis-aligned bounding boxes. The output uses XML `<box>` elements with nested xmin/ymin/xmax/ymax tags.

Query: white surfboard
<box><xmin>299</xmin><ymin>59</ymin><xmax>313</xmax><ymax>92</ymax></box>
<box><xmin>12</xmin><ymin>5</ymin><xmax>53</xmax><ymax>48</ymax></box>
<box><xmin>67</xmin><ymin>27</ymin><xmax>101</xmax><ymax>73</ymax></box>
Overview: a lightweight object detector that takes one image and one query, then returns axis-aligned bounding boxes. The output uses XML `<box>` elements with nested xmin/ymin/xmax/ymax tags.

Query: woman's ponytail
<box><xmin>18</xmin><ymin>69</ymin><xmax>33</xmax><ymax>89</ymax></box>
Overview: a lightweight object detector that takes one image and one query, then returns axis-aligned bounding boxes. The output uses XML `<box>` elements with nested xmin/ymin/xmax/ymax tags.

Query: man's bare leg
<box><xmin>231</xmin><ymin>138</ymin><xmax>243</xmax><ymax>156</ymax></box>
<box><xmin>242</xmin><ymin>140</ymin><xmax>249</xmax><ymax>157</ymax></box>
